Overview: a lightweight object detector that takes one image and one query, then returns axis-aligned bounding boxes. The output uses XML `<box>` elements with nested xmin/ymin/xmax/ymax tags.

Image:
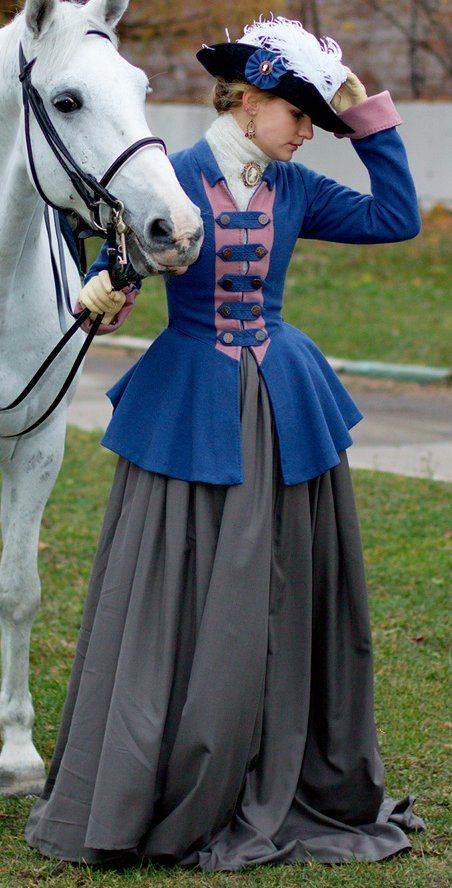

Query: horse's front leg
<box><xmin>0</xmin><ymin>413</ymin><xmax>66</xmax><ymax>796</ymax></box>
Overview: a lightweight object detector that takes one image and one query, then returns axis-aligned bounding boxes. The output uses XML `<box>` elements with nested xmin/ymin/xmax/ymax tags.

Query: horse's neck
<box><xmin>0</xmin><ymin>151</ymin><xmax>44</xmax><ymax>293</ymax></box>
<box><xmin>0</xmin><ymin>34</ymin><xmax>44</xmax><ymax>292</ymax></box>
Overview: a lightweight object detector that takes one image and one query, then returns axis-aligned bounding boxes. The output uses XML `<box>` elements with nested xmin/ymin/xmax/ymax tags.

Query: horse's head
<box><xmin>20</xmin><ymin>0</ymin><xmax>203</xmax><ymax>274</ymax></box>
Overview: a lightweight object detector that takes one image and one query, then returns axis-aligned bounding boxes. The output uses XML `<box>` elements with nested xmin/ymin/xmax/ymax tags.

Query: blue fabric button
<box><xmin>217</xmin><ymin>302</ymin><xmax>262</xmax><ymax>320</ymax></box>
<box><xmin>218</xmin><ymin>274</ymin><xmax>264</xmax><ymax>292</ymax></box>
<box><xmin>218</xmin><ymin>330</ymin><xmax>268</xmax><ymax>346</ymax></box>
<box><xmin>216</xmin><ymin>243</ymin><xmax>268</xmax><ymax>262</ymax></box>
<box><xmin>216</xmin><ymin>212</ymin><xmax>271</xmax><ymax>229</ymax></box>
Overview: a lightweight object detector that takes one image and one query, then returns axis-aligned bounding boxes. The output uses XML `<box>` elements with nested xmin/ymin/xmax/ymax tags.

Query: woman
<box><xmin>25</xmin><ymin>16</ymin><xmax>424</xmax><ymax>871</ymax></box>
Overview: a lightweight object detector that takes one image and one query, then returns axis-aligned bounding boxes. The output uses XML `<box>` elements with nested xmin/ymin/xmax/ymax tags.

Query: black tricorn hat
<box><xmin>197</xmin><ymin>41</ymin><xmax>354</xmax><ymax>135</ymax></box>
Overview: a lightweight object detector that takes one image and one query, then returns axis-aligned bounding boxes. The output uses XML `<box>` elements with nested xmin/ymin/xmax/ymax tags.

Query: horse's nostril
<box><xmin>148</xmin><ymin>217</ymin><xmax>173</xmax><ymax>242</ymax></box>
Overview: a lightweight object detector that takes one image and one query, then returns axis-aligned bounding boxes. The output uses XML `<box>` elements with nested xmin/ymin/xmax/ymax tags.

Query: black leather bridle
<box><xmin>1</xmin><ymin>30</ymin><xmax>167</xmax><ymax>438</ymax></box>
<box><xmin>18</xmin><ymin>30</ymin><xmax>167</xmax><ymax>233</ymax></box>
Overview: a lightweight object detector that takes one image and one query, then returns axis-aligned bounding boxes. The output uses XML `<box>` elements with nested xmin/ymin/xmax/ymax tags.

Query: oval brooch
<box><xmin>241</xmin><ymin>161</ymin><xmax>263</xmax><ymax>188</ymax></box>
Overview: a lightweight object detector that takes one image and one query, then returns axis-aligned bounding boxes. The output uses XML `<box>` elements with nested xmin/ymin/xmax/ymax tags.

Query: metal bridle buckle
<box><xmin>89</xmin><ymin>201</ymin><xmax>108</xmax><ymax>234</ymax></box>
<box><xmin>112</xmin><ymin>201</ymin><xmax>128</xmax><ymax>266</ymax></box>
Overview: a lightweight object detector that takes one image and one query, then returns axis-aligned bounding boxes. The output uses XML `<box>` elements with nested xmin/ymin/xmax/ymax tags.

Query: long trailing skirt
<box><xmin>25</xmin><ymin>348</ymin><xmax>423</xmax><ymax>870</ymax></box>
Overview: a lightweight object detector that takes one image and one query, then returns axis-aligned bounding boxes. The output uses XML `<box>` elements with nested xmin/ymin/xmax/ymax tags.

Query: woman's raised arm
<box><xmin>298</xmin><ymin>90</ymin><xmax>421</xmax><ymax>244</ymax></box>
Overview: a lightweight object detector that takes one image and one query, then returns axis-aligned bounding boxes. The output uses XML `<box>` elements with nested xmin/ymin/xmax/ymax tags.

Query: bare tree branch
<box><xmin>363</xmin><ymin>0</ymin><xmax>452</xmax><ymax>76</ymax></box>
<box><xmin>416</xmin><ymin>0</ymin><xmax>452</xmax><ymax>57</ymax></box>
<box><xmin>120</xmin><ymin>11</ymin><xmax>204</xmax><ymax>39</ymax></box>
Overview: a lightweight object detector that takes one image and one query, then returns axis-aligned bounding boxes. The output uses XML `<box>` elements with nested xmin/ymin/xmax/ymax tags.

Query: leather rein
<box><xmin>1</xmin><ymin>30</ymin><xmax>166</xmax><ymax>438</ymax></box>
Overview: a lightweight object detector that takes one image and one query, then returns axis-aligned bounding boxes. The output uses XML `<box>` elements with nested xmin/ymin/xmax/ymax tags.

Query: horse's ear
<box><xmin>24</xmin><ymin>0</ymin><xmax>57</xmax><ymax>38</ymax></box>
<box><xmin>85</xmin><ymin>0</ymin><xmax>129</xmax><ymax>29</ymax></box>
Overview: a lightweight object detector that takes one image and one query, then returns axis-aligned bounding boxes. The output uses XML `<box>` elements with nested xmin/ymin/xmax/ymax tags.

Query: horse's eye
<box><xmin>53</xmin><ymin>94</ymin><xmax>82</xmax><ymax>113</ymax></box>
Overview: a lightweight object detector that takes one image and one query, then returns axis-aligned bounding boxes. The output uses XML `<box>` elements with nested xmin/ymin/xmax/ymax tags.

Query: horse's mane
<box><xmin>0</xmin><ymin>3</ymin><xmax>117</xmax><ymax>83</ymax></box>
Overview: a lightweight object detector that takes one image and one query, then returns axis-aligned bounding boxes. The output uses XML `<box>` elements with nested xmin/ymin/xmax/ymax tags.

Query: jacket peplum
<box><xmin>94</xmin><ymin>112</ymin><xmax>420</xmax><ymax>485</ymax></box>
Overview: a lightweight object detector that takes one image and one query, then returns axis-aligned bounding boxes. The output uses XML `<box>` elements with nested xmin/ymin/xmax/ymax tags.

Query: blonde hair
<box><xmin>212</xmin><ymin>78</ymin><xmax>275</xmax><ymax>114</ymax></box>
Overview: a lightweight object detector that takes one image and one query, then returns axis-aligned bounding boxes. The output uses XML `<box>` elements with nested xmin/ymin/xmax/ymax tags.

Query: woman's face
<box><xmin>249</xmin><ymin>96</ymin><xmax>314</xmax><ymax>161</ymax></box>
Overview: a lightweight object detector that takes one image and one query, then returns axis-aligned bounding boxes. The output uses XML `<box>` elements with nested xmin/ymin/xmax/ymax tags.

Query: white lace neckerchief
<box><xmin>205</xmin><ymin>112</ymin><xmax>272</xmax><ymax>211</ymax></box>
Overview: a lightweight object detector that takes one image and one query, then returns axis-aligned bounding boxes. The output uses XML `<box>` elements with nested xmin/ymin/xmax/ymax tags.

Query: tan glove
<box><xmin>78</xmin><ymin>269</ymin><xmax>126</xmax><ymax>325</ymax></box>
<box><xmin>331</xmin><ymin>67</ymin><xmax>368</xmax><ymax>113</ymax></box>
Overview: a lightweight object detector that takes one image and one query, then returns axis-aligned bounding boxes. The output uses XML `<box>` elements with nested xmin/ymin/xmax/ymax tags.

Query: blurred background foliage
<box><xmin>1</xmin><ymin>0</ymin><xmax>451</xmax><ymax>100</ymax></box>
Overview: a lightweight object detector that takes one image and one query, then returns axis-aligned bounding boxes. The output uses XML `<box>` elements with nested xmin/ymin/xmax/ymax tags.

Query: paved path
<box><xmin>68</xmin><ymin>348</ymin><xmax>452</xmax><ymax>483</ymax></box>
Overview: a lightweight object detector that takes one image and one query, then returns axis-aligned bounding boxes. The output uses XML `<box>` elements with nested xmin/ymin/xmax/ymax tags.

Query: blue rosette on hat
<box><xmin>244</xmin><ymin>48</ymin><xmax>286</xmax><ymax>90</ymax></box>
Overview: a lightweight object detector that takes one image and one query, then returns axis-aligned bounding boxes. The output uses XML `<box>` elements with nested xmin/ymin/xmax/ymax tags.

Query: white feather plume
<box><xmin>238</xmin><ymin>16</ymin><xmax>347</xmax><ymax>101</ymax></box>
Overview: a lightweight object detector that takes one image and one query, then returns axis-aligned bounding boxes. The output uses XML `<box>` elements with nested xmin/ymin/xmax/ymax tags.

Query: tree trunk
<box><xmin>409</xmin><ymin>0</ymin><xmax>425</xmax><ymax>97</ymax></box>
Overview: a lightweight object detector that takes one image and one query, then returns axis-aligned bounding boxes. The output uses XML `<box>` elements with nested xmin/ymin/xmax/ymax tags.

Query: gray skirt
<box><xmin>25</xmin><ymin>349</ymin><xmax>423</xmax><ymax>870</ymax></box>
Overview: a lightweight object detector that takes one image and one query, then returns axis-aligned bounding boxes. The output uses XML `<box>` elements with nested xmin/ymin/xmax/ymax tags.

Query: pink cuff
<box><xmin>76</xmin><ymin>283</ymin><xmax>139</xmax><ymax>335</ymax></box>
<box><xmin>334</xmin><ymin>91</ymin><xmax>402</xmax><ymax>140</ymax></box>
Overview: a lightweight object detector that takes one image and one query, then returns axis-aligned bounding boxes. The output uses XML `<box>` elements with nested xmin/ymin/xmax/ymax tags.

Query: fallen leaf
<box><xmin>38</xmin><ymin>541</ymin><xmax>50</xmax><ymax>551</ymax></box>
<box><xmin>408</xmin><ymin>636</ymin><xmax>424</xmax><ymax>644</ymax></box>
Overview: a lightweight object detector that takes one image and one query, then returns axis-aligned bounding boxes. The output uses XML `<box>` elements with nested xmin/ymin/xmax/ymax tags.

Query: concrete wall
<box><xmin>145</xmin><ymin>102</ymin><xmax>452</xmax><ymax>210</ymax></box>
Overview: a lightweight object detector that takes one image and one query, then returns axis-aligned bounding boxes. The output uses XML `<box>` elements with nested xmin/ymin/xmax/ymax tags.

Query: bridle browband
<box><xmin>1</xmin><ymin>29</ymin><xmax>167</xmax><ymax>438</ymax></box>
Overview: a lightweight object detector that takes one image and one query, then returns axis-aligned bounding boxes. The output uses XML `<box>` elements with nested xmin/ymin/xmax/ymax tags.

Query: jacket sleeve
<box><xmin>298</xmin><ymin>92</ymin><xmax>421</xmax><ymax>244</ymax></box>
<box><xmin>84</xmin><ymin>240</ymin><xmax>110</xmax><ymax>283</ymax></box>
<box><xmin>75</xmin><ymin>241</ymin><xmax>140</xmax><ymax>335</ymax></box>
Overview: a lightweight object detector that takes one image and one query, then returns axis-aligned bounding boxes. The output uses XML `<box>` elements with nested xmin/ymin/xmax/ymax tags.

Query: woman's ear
<box><xmin>242</xmin><ymin>88</ymin><xmax>260</xmax><ymax>117</ymax></box>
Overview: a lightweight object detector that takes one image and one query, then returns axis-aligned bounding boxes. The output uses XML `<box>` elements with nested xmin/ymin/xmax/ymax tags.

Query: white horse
<box><xmin>0</xmin><ymin>0</ymin><xmax>203</xmax><ymax>796</ymax></box>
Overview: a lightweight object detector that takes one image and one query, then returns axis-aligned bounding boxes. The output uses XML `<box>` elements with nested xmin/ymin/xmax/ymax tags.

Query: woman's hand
<box><xmin>331</xmin><ymin>67</ymin><xmax>368</xmax><ymax>113</ymax></box>
<box><xmin>78</xmin><ymin>269</ymin><xmax>126</xmax><ymax>325</ymax></box>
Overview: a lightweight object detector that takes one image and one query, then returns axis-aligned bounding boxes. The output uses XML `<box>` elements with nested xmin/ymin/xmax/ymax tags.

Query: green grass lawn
<box><xmin>104</xmin><ymin>210</ymin><xmax>451</xmax><ymax>368</ymax></box>
<box><xmin>0</xmin><ymin>428</ymin><xmax>450</xmax><ymax>886</ymax></box>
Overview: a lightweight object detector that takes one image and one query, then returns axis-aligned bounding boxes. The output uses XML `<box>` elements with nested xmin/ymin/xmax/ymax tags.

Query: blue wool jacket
<box><xmin>89</xmin><ymin>123</ymin><xmax>420</xmax><ymax>485</ymax></box>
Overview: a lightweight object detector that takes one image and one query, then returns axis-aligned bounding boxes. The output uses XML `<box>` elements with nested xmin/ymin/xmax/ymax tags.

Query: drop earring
<box><xmin>245</xmin><ymin>117</ymin><xmax>256</xmax><ymax>140</ymax></box>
